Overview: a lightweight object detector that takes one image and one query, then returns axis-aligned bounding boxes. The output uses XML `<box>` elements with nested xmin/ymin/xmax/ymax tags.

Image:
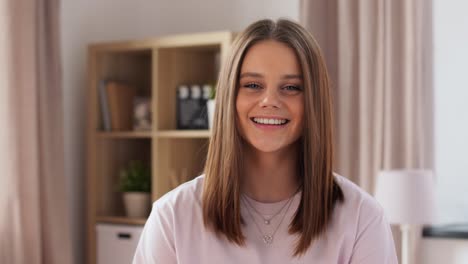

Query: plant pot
<box><xmin>122</xmin><ymin>192</ymin><xmax>151</xmax><ymax>218</ymax></box>
<box><xmin>207</xmin><ymin>99</ymin><xmax>215</xmax><ymax>129</ymax></box>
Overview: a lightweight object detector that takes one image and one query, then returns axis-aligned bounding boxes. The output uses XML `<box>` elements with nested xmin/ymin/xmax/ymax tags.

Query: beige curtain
<box><xmin>0</xmin><ymin>0</ymin><xmax>73</xmax><ymax>264</ymax></box>
<box><xmin>300</xmin><ymin>0</ymin><xmax>433</xmax><ymax>263</ymax></box>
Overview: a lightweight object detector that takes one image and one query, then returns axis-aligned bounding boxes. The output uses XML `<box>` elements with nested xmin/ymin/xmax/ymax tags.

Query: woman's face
<box><xmin>236</xmin><ymin>40</ymin><xmax>304</xmax><ymax>154</ymax></box>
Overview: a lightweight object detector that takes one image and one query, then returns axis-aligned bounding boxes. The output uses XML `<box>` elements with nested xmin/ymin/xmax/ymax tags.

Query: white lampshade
<box><xmin>374</xmin><ymin>170</ymin><xmax>435</xmax><ymax>225</ymax></box>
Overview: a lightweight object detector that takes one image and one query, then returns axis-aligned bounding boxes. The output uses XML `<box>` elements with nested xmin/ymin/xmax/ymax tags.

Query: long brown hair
<box><xmin>202</xmin><ymin>18</ymin><xmax>344</xmax><ymax>257</ymax></box>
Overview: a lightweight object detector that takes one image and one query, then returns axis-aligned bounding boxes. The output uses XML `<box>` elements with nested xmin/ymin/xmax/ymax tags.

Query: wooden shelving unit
<box><xmin>86</xmin><ymin>31</ymin><xmax>234</xmax><ymax>264</ymax></box>
<box><xmin>157</xmin><ymin>130</ymin><xmax>211</xmax><ymax>138</ymax></box>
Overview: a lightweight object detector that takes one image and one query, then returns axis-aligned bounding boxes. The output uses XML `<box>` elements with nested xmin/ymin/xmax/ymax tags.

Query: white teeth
<box><xmin>253</xmin><ymin>118</ymin><xmax>287</xmax><ymax>125</ymax></box>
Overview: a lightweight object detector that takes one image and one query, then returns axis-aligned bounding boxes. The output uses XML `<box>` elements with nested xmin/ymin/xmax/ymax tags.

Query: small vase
<box><xmin>207</xmin><ymin>99</ymin><xmax>215</xmax><ymax>129</ymax></box>
<box><xmin>122</xmin><ymin>192</ymin><xmax>151</xmax><ymax>218</ymax></box>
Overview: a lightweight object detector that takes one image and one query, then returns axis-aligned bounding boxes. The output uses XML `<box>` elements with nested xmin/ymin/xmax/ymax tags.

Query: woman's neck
<box><xmin>241</xmin><ymin>142</ymin><xmax>301</xmax><ymax>203</ymax></box>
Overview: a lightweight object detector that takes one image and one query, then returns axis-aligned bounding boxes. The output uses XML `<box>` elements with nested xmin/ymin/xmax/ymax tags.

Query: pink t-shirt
<box><xmin>133</xmin><ymin>174</ymin><xmax>398</xmax><ymax>263</ymax></box>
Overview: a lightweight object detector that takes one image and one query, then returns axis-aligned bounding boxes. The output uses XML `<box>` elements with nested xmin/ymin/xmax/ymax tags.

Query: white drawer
<box><xmin>96</xmin><ymin>224</ymin><xmax>143</xmax><ymax>264</ymax></box>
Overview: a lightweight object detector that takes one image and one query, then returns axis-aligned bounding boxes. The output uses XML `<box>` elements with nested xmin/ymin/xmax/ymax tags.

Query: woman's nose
<box><xmin>259</xmin><ymin>87</ymin><xmax>281</xmax><ymax>108</ymax></box>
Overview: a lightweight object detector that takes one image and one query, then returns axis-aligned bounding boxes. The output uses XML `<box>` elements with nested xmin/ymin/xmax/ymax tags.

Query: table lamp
<box><xmin>374</xmin><ymin>170</ymin><xmax>435</xmax><ymax>264</ymax></box>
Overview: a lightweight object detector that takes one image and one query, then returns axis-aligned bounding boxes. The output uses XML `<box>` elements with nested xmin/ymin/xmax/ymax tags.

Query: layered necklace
<box><xmin>241</xmin><ymin>191</ymin><xmax>297</xmax><ymax>245</ymax></box>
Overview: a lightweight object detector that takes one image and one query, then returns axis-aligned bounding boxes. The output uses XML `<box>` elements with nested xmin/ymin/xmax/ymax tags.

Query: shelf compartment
<box><xmin>155</xmin><ymin>45</ymin><xmax>220</xmax><ymax>131</ymax></box>
<box><xmin>93</xmin><ymin>49</ymin><xmax>153</xmax><ymax>132</ymax></box>
<box><xmin>153</xmin><ymin>138</ymin><xmax>208</xmax><ymax>199</ymax></box>
<box><xmin>94</xmin><ymin>138</ymin><xmax>152</xmax><ymax>218</ymax></box>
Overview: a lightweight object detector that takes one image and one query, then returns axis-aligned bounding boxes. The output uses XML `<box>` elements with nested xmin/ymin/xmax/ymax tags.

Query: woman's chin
<box><xmin>247</xmin><ymin>141</ymin><xmax>291</xmax><ymax>154</ymax></box>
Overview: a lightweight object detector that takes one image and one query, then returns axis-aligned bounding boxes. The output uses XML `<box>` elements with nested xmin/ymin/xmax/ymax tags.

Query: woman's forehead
<box><xmin>240</xmin><ymin>40</ymin><xmax>302</xmax><ymax>76</ymax></box>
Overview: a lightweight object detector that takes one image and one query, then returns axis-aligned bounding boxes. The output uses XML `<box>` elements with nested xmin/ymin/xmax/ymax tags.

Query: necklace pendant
<box><xmin>264</xmin><ymin>220</ymin><xmax>270</xmax><ymax>225</ymax></box>
<box><xmin>263</xmin><ymin>235</ymin><xmax>273</xmax><ymax>244</ymax></box>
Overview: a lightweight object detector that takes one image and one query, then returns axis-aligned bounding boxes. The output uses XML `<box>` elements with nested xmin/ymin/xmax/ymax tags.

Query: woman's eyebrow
<box><xmin>239</xmin><ymin>72</ymin><xmax>303</xmax><ymax>80</ymax></box>
<box><xmin>282</xmin><ymin>74</ymin><xmax>303</xmax><ymax>80</ymax></box>
<box><xmin>239</xmin><ymin>72</ymin><xmax>263</xmax><ymax>78</ymax></box>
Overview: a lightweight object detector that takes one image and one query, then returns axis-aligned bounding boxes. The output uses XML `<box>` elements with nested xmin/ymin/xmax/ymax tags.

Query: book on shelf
<box><xmin>107</xmin><ymin>81</ymin><xmax>136</xmax><ymax>131</ymax></box>
<box><xmin>98</xmin><ymin>80</ymin><xmax>136</xmax><ymax>131</ymax></box>
<box><xmin>98</xmin><ymin>80</ymin><xmax>111</xmax><ymax>131</ymax></box>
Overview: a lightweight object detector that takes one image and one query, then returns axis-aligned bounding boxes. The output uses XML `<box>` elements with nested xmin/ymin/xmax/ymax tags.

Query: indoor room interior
<box><xmin>1</xmin><ymin>0</ymin><xmax>467</xmax><ymax>264</ymax></box>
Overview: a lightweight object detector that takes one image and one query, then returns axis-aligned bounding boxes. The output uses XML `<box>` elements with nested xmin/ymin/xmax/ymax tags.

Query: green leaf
<box><xmin>118</xmin><ymin>160</ymin><xmax>151</xmax><ymax>193</ymax></box>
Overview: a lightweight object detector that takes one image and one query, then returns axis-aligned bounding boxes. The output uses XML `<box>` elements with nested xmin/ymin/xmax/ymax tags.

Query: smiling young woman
<box><xmin>133</xmin><ymin>19</ymin><xmax>398</xmax><ymax>264</ymax></box>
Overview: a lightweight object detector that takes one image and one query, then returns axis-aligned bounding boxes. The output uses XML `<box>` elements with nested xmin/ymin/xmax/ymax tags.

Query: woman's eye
<box><xmin>243</xmin><ymin>83</ymin><xmax>261</xmax><ymax>89</ymax></box>
<box><xmin>283</xmin><ymin>85</ymin><xmax>302</xmax><ymax>91</ymax></box>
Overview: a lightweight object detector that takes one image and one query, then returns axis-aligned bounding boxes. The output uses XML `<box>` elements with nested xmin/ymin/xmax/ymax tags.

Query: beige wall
<box><xmin>59</xmin><ymin>1</ymin><xmax>299</xmax><ymax>263</ymax></box>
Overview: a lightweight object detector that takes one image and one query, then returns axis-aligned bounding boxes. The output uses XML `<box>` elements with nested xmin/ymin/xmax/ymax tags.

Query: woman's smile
<box><xmin>251</xmin><ymin>117</ymin><xmax>289</xmax><ymax>126</ymax></box>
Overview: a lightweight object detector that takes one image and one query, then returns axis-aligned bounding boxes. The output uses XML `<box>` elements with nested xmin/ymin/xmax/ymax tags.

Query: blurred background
<box><xmin>1</xmin><ymin>0</ymin><xmax>467</xmax><ymax>264</ymax></box>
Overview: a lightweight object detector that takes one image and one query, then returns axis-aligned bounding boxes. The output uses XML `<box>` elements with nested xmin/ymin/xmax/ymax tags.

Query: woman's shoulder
<box><xmin>331</xmin><ymin>174</ymin><xmax>397</xmax><ymax>262</ymax></box>
<box><xmin>333</xmin><ymin>173</ymin><xmax>385</xmax><ymax>219</ymax></box>
<box><xmin>152</xmin><ymin>175</ymin><xmax>205</xmax><ymax>213</ymax></box>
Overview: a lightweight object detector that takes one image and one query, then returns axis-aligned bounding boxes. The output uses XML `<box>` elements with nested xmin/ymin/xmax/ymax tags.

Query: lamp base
<box><xmin>401</xmin><ymin>224</ymin><xmax>411</xmax><ymax>264</ymax></box>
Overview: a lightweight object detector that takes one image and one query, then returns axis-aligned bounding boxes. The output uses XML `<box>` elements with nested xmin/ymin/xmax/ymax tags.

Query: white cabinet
<box><xmin>96</xmin><ymin>224</ymin><xmax>143</xmax><ymax>264</ymax></box>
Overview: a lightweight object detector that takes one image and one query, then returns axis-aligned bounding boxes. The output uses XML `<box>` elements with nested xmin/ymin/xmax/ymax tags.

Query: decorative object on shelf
<box><xmin>204</xmin><ymin>84</ymin><xmax>215</xmax><ymax>130</ymax></box>
<box><xmin>106</xmin><ymin>80</ymin><xmax>136</xmax><ymax>131</ymax></box>
<box><xmin>374</xmin><ymin>169</ymin><xmax>435</xmax><ymax>264</ymax></box>
<box><xmin>133</xmin><ymin>97</ymin><xmax>152</xmax><ymax>131</ymax></box>
<box><xmin>176</xmin><ymin>84</ymin><xmax>192</xmax><ymax>129</ymax></box>
<box><xmin>118</xmin><ymin>160</ymin><xmax>151</xmax><ymax>218</ymax></box>
<box><xmin>176</xmin><ymin>83</ymin><xmax>214</xmax><ymax>130</ymax></box>
<box><xmin>189</xmin><ymin>84</ymin><xmax>206</xmax><ymax>129</ymax></box>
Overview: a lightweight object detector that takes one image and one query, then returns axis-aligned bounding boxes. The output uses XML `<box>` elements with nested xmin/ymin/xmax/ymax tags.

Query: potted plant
<box><xmin>118</xmin><ymin>160</ymin><xmax>151</xmax><ymax>218</ymax></box>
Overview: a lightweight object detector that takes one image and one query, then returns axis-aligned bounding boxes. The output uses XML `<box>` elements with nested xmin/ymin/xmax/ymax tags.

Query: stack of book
<box><xmin>99</xmin><ymin>80</ymin><xmax>136</xmax><ymax>131</ymax></box>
